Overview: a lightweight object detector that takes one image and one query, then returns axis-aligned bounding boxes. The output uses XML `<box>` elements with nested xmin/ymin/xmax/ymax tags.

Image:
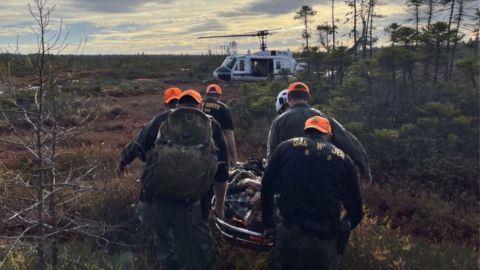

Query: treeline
<box><xmin>0</xmin><ymin>54</ymin><xmax>224</xmax><ymax>81</ymax></box>
<box><xmin>294</xmin><ymin>0</ymin><xmax>479</xmax><ymax>61</ymax></box>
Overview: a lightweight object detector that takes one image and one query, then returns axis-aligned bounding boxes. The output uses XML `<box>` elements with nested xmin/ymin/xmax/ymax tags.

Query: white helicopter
<box><xmin>199</xmin><ymin>29</ymin><xmax>304</xmax><ymax>81</ymax></box>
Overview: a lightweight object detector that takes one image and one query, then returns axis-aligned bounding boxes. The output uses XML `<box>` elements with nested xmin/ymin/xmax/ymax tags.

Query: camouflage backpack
<box><xmin>142</xmin><ymin>107</ymin><xmax>218</xmax><ymax>200</ymax></box>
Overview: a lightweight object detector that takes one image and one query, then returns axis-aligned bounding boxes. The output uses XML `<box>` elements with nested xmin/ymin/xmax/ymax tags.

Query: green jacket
<box><xmin>267</xmin><ymin>103</ymin><xmax>371</xmax><ymax>177</ymax></box>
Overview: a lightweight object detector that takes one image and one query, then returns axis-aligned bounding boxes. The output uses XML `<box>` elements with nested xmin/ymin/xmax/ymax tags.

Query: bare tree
<box><xmin>474</xmin><ymin>8</ymin><xmax>480</xmax><ymax>57</ymax></box>
<box><xmin>443</xmin><ymin>0</ymin><xmax>456</xmax><ymax>77</ymax></box>
<box><xmin>406</xmin><ymin>0</ymin><xmax>423</xmax><ymax>47</ymax></box>
<box><xmin>448</xmin><ymin>0</ymin><xmax>466</xmax><ymax>79</ymax></box>
<box><xmin>346</xmin><ymin>0</ymin><xmax>359</xmax><ymax>55</ymax></box>
<box><xmin>353</xmin><ymin>0</ymin><xmax>358</xmax><ymax>56</ymax></box>
<box><xmin>360</xmin><ymin>0</ymin><xmax>370</xmax><ymax>59</ymax></box>
<box><xmin>28</xmin><ymin>1</ymin><xmax>54</xmax><ymax>267</ymax></box>
<box><xmin>0</xmin><ymin>1</ymin><xmax>118</xmax><ymax>269</ymax></box>
<box><xmin>295</xmin><ymin>5</ymin><xmax>318</xmax><ymax>53</ymax></box>
<box><xmin>369</xmin><ymin>0</ymin><xmax>375</xmax><ymax>58</ymax></box>
<box><xmin>425</xmin><ymin>0</ymin><xmax>437</xmax><ymax>25</ymax></box>
<box><xmin>332</xmin><ymin>0</ymin><xmax>337</xmax><ymax>51</ymax></box>
<box><xmin>361</xmin><ymin>0</ymin><xmax>379</xmax><ymax>58</ymax></box>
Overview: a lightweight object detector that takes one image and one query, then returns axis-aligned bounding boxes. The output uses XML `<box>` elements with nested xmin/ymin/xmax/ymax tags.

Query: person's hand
<box><xmin>360</xmin><ymin>173</ymin><xmax>372</xmax><ymax>189</ymax></box>
<box><xmin>213</xmin><ymin>202</ymin><xmax>225</xmax><ymax>220</ymax></box>
<box><xmin>116</xmin><ymin>163</ymin><xmax>129</xmax><ymax>178</ymax></box>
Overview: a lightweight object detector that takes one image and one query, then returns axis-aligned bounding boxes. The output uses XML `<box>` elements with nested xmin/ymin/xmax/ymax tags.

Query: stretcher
<box><xmin>211</xmin><ymin>160</ymin><xmax>273</xmax><ymax>252</ymax></box>
<box><xmin>211</xmin><ymin>214</ymin><xmax>273</xmax><ymax>252</ymax></box>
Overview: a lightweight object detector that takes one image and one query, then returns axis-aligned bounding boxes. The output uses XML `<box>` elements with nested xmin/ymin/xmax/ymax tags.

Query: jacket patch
<box><xmin>292</xmin><ymin>138</ymin><xmax>308</xmax><ymax>147</ymax></box>
<box><xmin>204</xmin><ymin>102</ymin><xmax>221</xmax><ymax>110</ymax></box>
<box><xmin>316</xmin><ymin>142</ymin><xmax>326</xmax><ymax>151</ymax></box>
<box><xmin>331</xmin><ymin>148</ymin><xmax>345</xmax><ymax>159</ymax></box>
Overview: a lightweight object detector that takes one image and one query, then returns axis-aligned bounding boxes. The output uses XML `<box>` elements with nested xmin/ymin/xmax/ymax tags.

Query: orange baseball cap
<box><xmin>304</xmin><ymin>116</ymin><xmax>332</xmax><ymax>135</ymax></box>
<box><xmin>206</xmin><ymin>84</ymin><xmax>222</xmax><ymax>95</ymax></box>
<box><xmin>287</xmin><ymin>82</ymin><xmax>310</xmax><ymax>93</ymax></box>
<box><xmin>164</xmin><ymin>87</ymin><xmax>182</xmax><ymax>104</ymax></box>
<box><xmin>179</xmin><ymin>89</ymin><xmax>203</xmax><ymax>104</ymax></box>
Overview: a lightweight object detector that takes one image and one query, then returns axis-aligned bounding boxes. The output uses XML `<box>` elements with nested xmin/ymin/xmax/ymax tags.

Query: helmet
<box><xmin>275</xmin><ymin>89</ymin><xmax>289</xmax><ymax>113</ymax></box>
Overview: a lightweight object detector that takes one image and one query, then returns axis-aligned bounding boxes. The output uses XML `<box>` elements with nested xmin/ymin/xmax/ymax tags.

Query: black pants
<box><xmin>273</xmin><ymin>223</ymin><xmax>337</xmax><ymax>270</ymax></box>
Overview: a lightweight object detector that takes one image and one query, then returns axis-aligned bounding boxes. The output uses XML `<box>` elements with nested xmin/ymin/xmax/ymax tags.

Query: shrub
<box><xmin>103</xmin><ymin>105</ymin><xmax>127</xmax><ymax>119</ymax></box>
<box><xmin>59</xmin><ymin>115</ymin><xmax>81</xmax><ymax>127</ymax></box>
<box><xmin>0</xmin><ymin>120</ymin><xmax>11</xmax><ymax>133</ymax></box>
<box><xmin>212</xmin><ymin>214</ymin><xmax>478</xmax><ymax>270</ymax></box>
<box><xmin>340</xmin><ymin>217</ymin><xmax>478</xmax><ymax>270</ymax></box>
<box><xmin>366</xmin><ymin>184</ymin><xmax>479</xmax><ymax>246</ymax></box>
<box><xmin>105</xmin><ymin>123</ymin><xmax>125</xmax><ymax>131</ymax></box>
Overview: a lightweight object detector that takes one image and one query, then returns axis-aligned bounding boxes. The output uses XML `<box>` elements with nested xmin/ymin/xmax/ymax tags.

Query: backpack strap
<box><xmin>155</xmin><ymin>109</ymin><xmax>174</xmax><ymax>142</ymax></box>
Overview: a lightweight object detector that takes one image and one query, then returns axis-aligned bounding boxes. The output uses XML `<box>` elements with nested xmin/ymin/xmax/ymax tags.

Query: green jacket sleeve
<box><xmin>328</xmin><ymin>116</ymin><xmax>371</xmax><ymax>177</ymax></box>
<box><xmin>266</xmin><ymin>118</ymin><xmax>279</xmax><ymax>162</ymax></box>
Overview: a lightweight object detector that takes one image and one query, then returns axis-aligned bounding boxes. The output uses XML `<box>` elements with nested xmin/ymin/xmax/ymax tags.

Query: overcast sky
<box><xmin>0</xmin><ymin>0</ymin><xmax>477</xmax><ymax>55</ymax></box>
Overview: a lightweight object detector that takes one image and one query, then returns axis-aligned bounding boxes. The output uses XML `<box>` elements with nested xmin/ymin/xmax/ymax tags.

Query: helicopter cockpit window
<box><xmin>235</xmin><ymin>60</ymin><xmax>245</xmax><ymax>71</ymax></box>
<box><xmin>223</xmin><ymin>58</ymin><xmax>236</xmax><ymax>70</ymax></box>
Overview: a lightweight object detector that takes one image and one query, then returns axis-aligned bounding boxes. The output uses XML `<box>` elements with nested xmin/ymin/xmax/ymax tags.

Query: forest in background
<box><xmin>0</xmin><ymin>0</ymin><xmax>479</xmax><ymax>269</ymax></box>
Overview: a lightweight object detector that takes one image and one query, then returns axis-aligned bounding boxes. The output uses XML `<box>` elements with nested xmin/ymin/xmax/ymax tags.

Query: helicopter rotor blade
<box><xmin>199</xmin><ymin>28</ymin><xmax>282</xmax><ymax>39</ymax></box>
<box><xmin>243</xmin><ymin>28</ymin><xmax>282</xmax><ymax>35</ymax></box>
<box><xmin>198</xmin><ymin>28</ymin><xmax>283</xmax><ymax>51</ymax></box>
<box><xmin>198</xmin><ymin>34</ymin><xmax>258</xmax><ymax>39</ymax></box>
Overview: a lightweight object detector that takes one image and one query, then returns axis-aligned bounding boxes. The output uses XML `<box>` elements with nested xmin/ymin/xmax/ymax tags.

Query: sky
<box><xmin>0</xmin><ymin>0</ymin><xmax>478</xmax><ymax>55</ymax></box>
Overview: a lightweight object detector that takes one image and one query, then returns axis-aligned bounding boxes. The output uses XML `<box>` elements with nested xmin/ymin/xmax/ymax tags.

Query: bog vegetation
<box><xmin>0</xmin><ymin>0</ymin><xmax>479</xmax><ymax>269</ymax></box>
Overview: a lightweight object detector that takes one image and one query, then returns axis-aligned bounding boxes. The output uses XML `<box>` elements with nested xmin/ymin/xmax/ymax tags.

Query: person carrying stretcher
<box><xmin>262</xmin><ymin>116</ymin><xmax>364</xmax><ymax>270</ymax></box>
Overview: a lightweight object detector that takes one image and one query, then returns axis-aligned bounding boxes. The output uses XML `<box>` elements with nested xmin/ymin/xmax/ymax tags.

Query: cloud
<box><xmin>70</xmin><ymin>0</ymin><xmax>174</xmax><ymax>13</ymax></box>
<box><xmin>245</xmin><ymin>0</ymin><xmax>320</xmax><ymax>15</ymax></box>
<box><xmin>218</xmin><ymin>10</ymin><xmax>257</xmax><ymax>17</ymax></box>
<box><xmin>187</xmin><ymin>20</ymin><xmax>227</xmax><ymax>34</ymax></box>
<box><xmin>1</xmin><ymin>0</ymin><xmax>475</xmax><ymax>54</ymax></box>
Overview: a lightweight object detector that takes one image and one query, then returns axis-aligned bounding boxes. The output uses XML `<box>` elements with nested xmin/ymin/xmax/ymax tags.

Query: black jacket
<box><xmin>267</xmin><ymin>103</ymin><xmax>371</xmax><ymax>177</ymax></box>
<box><xmin>202</xmin><ymin>99</ymin><xmax>234</xmax><ymax>130</ymax></box>
<box><xmin>262</xmin><ymin>136</ymin><xmax>363</xmax><ymax>238</ymax></box>
<box><xmin>120</xmin><ymin>109</ymin><xmax>229</xmax><ymax>200</ymax></box>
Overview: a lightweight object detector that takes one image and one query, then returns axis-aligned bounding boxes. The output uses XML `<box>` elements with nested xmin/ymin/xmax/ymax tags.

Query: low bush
<box><xmin>339</xmin><ymin>216</ymin><xmax>478</xmax><ymax>270</ymax></box>
<box><xmin>212</xmin><ymin>213</ymin><xmax>479</xmax><ymax>270</ymax></box>
<box><xmin>58</xmin><ymin>115</ymin><xmax>81</xmax><ymax>127</ymax></box>
<box><xmin>103</xmin><ymin>105</ymin><xmax>127</xmax><ymax>119</ymax></box>
<box><xmin>0</xmin><ymin>120</ymin><xmax>11</xmax><ymax>133</ymax></box>
<box><xmin>366</xmin><ymin>184</ymin><xmax>479</xmax><ymax>246</ymax></box>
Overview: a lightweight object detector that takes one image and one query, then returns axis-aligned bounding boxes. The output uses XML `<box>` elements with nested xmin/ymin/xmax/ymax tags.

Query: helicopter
<box><xmin>198</xmin><ymin>29</ymin><xmax>304</xmax><ymax>81</ymax></box>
